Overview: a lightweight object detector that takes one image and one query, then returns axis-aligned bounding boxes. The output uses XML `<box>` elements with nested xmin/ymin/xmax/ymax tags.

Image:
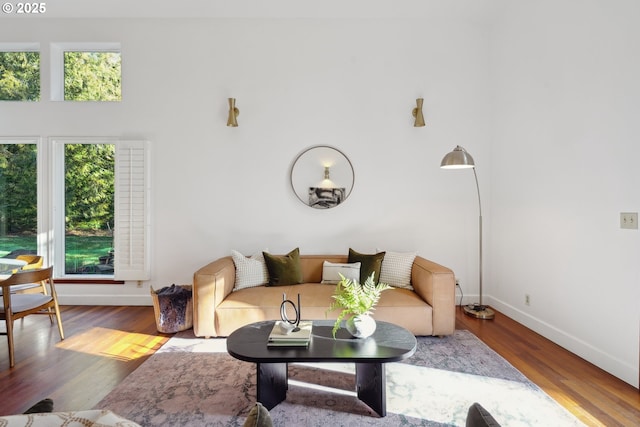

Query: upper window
<box><xmin>64</xmin><ymin>52</ymin><xmax>121</xmax><ymax>101</ymax></box>
<box><xmin>0</xmin><ymin>44</ymin><xmax>40</xmax><ymax>101</ymax></box>
<box><xmin>51</xmin><ymin>43</ymin><xmax>121</xmax><ymax>102</ymax></box>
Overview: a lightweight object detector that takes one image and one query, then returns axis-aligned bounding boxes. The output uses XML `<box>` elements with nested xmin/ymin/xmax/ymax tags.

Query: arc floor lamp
<box><xmin>440</xmin><ymin>145</ymin><xmax>495</xmax><ymax>320</ymax></box>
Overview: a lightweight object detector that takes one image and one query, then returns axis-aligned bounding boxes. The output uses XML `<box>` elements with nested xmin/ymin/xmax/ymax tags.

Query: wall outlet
<box><xmin>525</xmin><ymin>294</ymin><xmax>530</xmax><ymax>306</ymax></box>
<box><xmin>620</xmin><ymin>212</ymin><xmax>638</xmax><ymax>229</ymax></box>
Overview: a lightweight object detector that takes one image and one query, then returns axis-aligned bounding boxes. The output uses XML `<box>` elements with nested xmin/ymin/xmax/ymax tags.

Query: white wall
<box><xmin>0</xmin><ymin>14</ymin><xmax>491</xmax><ymax>308</ymax></box>
<box><xmin>0</xmin><ymin>1</ymin><xmax>638</xmax><ymax>387</ymax></box>
<box><xmin>488</xmin><ymin>0</ymin><xmax>640</xmax><ymax>387</ymax></box>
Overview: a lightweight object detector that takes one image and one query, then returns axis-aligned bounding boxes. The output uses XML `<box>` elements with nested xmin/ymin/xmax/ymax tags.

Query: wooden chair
<box><xmin>0</xmin><ymin>266</ymin><xmax>64</xmax><ymax>368</ymax></box>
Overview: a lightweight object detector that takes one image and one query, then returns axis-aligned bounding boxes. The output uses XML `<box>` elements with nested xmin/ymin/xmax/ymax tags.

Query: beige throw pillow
<box><xmin>377</xmin><ymin>249</ymin><xmax>416</xmax><ymax>290</ymax></box>
<box><xmin>321</xmin><ymin>261</ymin><xmax>361</xmax><ymax>284</ymax></box>
<box><xmin>231</xmin><ymin>249</ymin><xmax>269</xmax><ymax>291</ymax></box>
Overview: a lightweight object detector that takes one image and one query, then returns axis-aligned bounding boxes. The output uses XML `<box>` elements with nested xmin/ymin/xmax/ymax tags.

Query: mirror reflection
<box><xmin>290</xmin><ymin>145</ymin><xmax>354</xmax><ymax>209</ymax></box>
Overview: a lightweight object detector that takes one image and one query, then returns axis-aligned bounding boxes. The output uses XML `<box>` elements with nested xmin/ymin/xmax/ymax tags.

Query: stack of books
<box><xmin>267</xmin><ymin>320</ymin><xmax>313</xmax><ymax>347</ymax></box>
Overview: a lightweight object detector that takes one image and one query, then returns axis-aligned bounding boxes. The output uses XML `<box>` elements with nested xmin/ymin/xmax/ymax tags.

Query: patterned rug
<box><xmin>95</xmin><ymin>329</ymin><xmax>584</xmax><ymax>426</ymax></box>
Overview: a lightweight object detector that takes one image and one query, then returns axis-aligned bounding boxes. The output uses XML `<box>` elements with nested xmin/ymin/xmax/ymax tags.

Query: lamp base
<box><xmin>463</xmin><ymin>304</ymin><xmax>495</xmax><ymax>320</ymax></box>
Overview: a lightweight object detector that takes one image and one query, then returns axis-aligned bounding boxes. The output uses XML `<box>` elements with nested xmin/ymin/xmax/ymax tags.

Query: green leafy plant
<box><xmin>326</xmin><ymin>273</ymin><xmax>391</xmax><ymax>338</ymax></box>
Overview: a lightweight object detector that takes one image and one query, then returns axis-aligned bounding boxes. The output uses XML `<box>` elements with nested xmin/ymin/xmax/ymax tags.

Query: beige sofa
<box><xmin>193</xmin><ymin>254</ymin><xmax>456</xmax><ymax>338</ymax></box>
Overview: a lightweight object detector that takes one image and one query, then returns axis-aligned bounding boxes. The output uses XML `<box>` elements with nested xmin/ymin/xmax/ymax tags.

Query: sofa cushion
<box><xmin>348</xmin><ymin>248</ymin><xmax>385</xmax><ymax>284</ymax></box>
<box><xmin>263</xmin><ymin>248</ymin><xmax>303</xmax><ymax>286</ymax></box>
<box><xmin>231</xmin><ymin>250</ymin><xmax>269</xmax><ymax>290</ymax></box>
<box><xmin>378</xmin><ymin>250</ymin><xmax>416</xmax><ymax>289</ymax></box>
<box><xmin>216</xmin><ymin>283</ymin><xmax>434</xmax><ymax>337</ymax></box>
<box><xmin>217</xmin><ymin>283</ymin><xmax>338</xmax><ymax>335</ymax></box>
<box><xmin>320</xmin><ymin>261</ymin><xmax>361</xmax><ymax>284</ymax></box>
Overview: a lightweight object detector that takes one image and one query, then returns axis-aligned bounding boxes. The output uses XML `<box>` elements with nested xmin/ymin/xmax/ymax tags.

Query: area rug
<box><xmin>95</xmin><ymin>329</ymin><xmax>584</xmax><ymax>427</ymax></box>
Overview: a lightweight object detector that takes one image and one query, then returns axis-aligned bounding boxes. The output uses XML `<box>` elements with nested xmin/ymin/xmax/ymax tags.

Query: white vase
<box><xmin>346</xmin><ymin>314</ymin><xmax>376</xmax><ymax>338</ymax></box>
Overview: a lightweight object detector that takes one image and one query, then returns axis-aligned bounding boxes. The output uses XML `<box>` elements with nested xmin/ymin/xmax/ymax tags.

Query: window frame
<box><xmin>50</xmin><ymin>42</ymin><xmax>122</xmax><ymax>102</ymax></box>
<box><xmin>51</xmin><ymin>137</ymin><xmax>117</xmax><ymax>279</ymax></box>
<box><xmin>50</xmin><ymin>137</ymin><xmax>150</xmax><ymax>281</ymax></box>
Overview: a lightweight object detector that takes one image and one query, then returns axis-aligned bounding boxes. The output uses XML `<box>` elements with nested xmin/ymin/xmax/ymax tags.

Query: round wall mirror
<box><xmin>290</xmin><ymin>145</ymin><xmax>355</xmax><ymax>209</ymax></box>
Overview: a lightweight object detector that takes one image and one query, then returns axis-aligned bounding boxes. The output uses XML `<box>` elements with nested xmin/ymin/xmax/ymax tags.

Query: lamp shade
<box><xmin>440</xmin><ymin>145</ymin><xmax>475</xmax><ymax>169</ymax></box>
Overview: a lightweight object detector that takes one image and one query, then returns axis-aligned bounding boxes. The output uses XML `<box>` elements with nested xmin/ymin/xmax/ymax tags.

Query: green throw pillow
<box><xmin>23</xmin><ymin>398</ymin><xmax>54</xmax><ymax>414</ymax></box>
<box><xmin>263</xmin><ymin>248</ymin><xmax>303</xmax><ymax>286</ymax></box>
<box><xmin>466</xmin><ymin>402</ymin><xmax>501</xmax><ymax>427</ymax></box>
<box><xmin>348</xmin><ymin>248</ymin><xmax>385</xmax><ymax>284</ymax></box>
<box><xmin>243</xmin><ymin>402</ymin><xmax>273</xmax><ymax>427</ymax></box>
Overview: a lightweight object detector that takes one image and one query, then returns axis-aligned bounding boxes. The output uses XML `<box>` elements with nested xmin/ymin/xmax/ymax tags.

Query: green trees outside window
<box><xmin>0</xmin><ymin>143</ymin><xmax>37</xmax><ymax>256</ymax></box>
<box><xmin>64</xmin><ymin>144</ymin><xmax>115</xmax><ymax>274</ymax></box>
<box><xmin>0</xmin><ymin>142</ymin><xmax>116</xmax><ymax>275</ymax></box>
<box><xmin>64</xmin><ymin>52</ymin><xmax>121</xmax><ymax>101</ymax></box>
<box><xmin>0</xmin><ymin>49</ymin><xmax>121</xmax><ymax>101</ymax></box>
<box><xmin>1</xmin><ymin>46</ymin><xmax>122</xmax><ymax>273</ymax></box>
<box><xmin>65</xmin><ymin>144</ymin><xmax>115</xmax><ymax>233</ymax></box>
<box><xmin>0</xmin><ymin>52</ymin><xmax>40</xmax><ymax>101</ymax></box>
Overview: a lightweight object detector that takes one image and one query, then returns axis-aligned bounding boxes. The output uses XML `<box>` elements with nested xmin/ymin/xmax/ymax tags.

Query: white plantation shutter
<box><xmin>114</xmin><ymin>140</ymin><xmax>150</xmax><ymax>280</ymax></box>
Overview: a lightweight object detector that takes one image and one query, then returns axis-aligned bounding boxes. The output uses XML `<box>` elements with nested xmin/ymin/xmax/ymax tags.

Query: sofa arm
<box><xmin>193</xmin><ymin>256</ymin><xmax>235</xmax><ymax>338</ymax></box>
<box><xmin>411</xmin><ymin>256</ymin><xmax>456</xmax><ymax>336</ymax></box>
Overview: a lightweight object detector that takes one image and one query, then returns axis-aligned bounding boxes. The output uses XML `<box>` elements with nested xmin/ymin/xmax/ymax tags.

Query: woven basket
<box><xmin>150</xmin><ymin>284</ymin><xmax>193</xmax><ymax>333</ymax></box>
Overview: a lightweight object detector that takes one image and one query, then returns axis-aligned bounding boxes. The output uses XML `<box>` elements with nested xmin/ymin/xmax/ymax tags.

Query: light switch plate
<box><xmin>620</xmin><ymin>212</ymin><xmax>638</xmax><ymax>229</ymax></box>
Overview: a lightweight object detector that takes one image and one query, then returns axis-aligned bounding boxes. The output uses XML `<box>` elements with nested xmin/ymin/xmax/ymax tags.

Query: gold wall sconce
<box><xmin>227</xmin><ymin>98</ymin><xmax>239</xmax><ymax>127</ymax></box>
<box><xmin>319</xmin><ymin>166</ymin><xmax>336</xmax><ymax>189</ymax></box>
<box><xmin>412</xmin><ymin>98</ymin><xmax>425</xmax><ymax>127</ymax></box>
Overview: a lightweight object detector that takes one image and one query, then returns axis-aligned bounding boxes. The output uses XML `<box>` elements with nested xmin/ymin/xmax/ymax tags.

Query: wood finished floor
<box><xmin>0</xmin><ymin>305</ymin><xmax>638</xmax><ymax>426</ymax></box>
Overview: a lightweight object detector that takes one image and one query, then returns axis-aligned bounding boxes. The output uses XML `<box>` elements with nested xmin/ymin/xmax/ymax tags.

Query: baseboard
<box><xmin>487</xmin><ymin>296</ymin><xmax>639</xmax><ymax>389</ymax></box>
<box><xmin>56</xmin><ymin>282</ymin><xmax>153</xmax><ymax>306</ymax></box>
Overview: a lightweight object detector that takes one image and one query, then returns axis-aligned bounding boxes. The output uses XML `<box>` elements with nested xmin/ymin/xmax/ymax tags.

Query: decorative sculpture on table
<box><xmin>280</xmin><ymin>293</ymin><xmax>301</xmax><ymax>332</ymax></box>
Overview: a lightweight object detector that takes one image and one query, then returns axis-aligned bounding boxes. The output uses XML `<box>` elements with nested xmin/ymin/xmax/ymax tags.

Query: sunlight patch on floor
<box><xmin>285</xmin><ymin>362</ymin><xmax>583</xmax><ymax>426</ymax></box>
<box><xmin>288</xmin><ymin>379</ymin><xmax>357</xmax><ymax>397</ymax></box>
<box><xmin>57</xmin><ymin>327</ymin><xmax>166</xmax><ymax>361</ymax></box>
<box><xmin>385</xmin><ymin>363</ymin><xmax>584</xmax><ymax>426</ymax></box>
<box><xmin>292</xmin><ymin>362</ymin><xmax>355</xmax><ymax>374</ymax></box>
<box><xmin>158</xmin><ymin>336</ymin><xmax>228</xmax><ymax>353</ymax></box>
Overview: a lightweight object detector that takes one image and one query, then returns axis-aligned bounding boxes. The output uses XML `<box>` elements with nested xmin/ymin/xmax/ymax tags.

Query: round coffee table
<box><xmin>227</xmin><ymin>319</ymin><xmax>417</xmax><ymax>417</ymax></box>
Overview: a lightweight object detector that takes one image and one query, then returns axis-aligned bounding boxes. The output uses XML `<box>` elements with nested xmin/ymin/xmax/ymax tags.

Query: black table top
<box><xmin>227</xmin><ymin>320</ymin><xmax>417</xmax><ymax>364</ymax></box>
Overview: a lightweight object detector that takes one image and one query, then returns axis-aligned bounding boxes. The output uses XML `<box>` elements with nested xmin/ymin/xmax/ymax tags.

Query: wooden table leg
<box><xmin>356</xmin><ymin>362</ymin><xmax>386</xmax><ymax>417</ymax></box>
<box><xmin>256</xmin><ymin>362</ymin><xmax>288</xmax><ymax>410</ymax></box>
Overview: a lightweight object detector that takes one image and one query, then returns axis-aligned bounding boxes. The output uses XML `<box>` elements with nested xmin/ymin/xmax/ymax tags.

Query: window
<box><xmin>51</xmin><ymin>43</ymin><xmax>121</xmax><ymax>101</ymax></box>
<box><xmin>64</xmin><ymin>52</ymin><xmax>121</xmax><ymax>101</ymax></box>
<box><xmin>0</xmin><ymin>44</ymin><xmax>40</xmax><ymax>101</ymax></box>
<box><xmin>52</xmin><ymin>138</ymin><xmax>149</xmax><ymax>280</ymax></box>
<box><xmin>62</xmin><ymin>142</ymin><xmax>115</xmax><ymax>275</ymax></box>
<box><xmin>0</xmin><ymin>138</ymin><xmax>40</xmax><ymax>258</ymax></box>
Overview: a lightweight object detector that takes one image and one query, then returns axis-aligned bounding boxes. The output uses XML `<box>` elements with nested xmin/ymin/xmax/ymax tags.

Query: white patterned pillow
<box><xmin>321</xmin><ymin>261</ymin><xmax>361</xmax><ymax>284</ymax></box>
<box><xmin>377</xmin><ymin>250</ymin><xmax>416</xmax><ymax>289</ymax></box>
<box><xmin>231</xmin><ymin>250</ymin><xmax>269</xmax><ymax>291</ymax></box>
